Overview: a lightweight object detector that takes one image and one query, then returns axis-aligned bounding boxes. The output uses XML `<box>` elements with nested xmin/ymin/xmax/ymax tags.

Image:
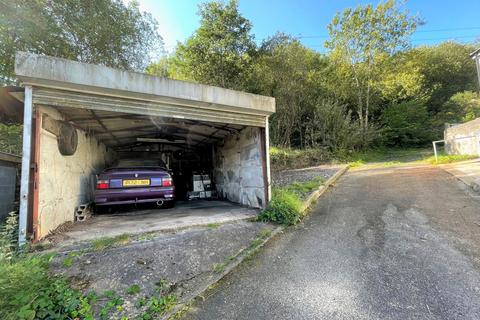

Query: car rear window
<box><xmin>114</xmin><ymin>159</ymin><xmax>167</xmax><ymax>168</ymax></box>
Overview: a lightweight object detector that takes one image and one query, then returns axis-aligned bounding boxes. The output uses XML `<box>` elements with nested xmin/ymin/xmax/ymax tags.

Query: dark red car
<box><xmin>94</xmin><ymin>159</ymin><xmax>174</xmax><ymax>209</ymax></box>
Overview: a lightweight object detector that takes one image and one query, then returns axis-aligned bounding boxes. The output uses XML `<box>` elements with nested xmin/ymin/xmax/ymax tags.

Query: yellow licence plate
<box><xmin>122</xmin><ymin>179</ymin><xmax>150</xmax><ymax>187</ymax></box>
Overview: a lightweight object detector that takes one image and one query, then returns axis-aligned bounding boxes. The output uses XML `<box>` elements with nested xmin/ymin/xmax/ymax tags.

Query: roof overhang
<box><xmin>14</xmin><ymin>52</ymin><xmax>275</xmax><ymax>127</ymax></box>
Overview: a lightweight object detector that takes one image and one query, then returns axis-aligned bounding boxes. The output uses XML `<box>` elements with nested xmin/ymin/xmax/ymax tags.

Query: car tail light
<box><xmin>162</xmin><ymin>177</ymin><xmax>173</xmax><ymax>187</ymax></box>
<box><xmin>97</xmin><ymin>180</ymin><xmax>109</xmax><ymax>189</ymax></box>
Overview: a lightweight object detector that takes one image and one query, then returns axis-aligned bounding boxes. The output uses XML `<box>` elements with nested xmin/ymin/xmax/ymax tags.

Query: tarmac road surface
<box><xmin>182</xmin><ymin>165</ymin><xmax>480</xmax><ymax>320</ymax></box>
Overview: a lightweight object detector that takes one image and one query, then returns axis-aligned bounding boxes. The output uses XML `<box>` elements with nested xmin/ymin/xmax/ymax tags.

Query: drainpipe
<box><xmin>18</xmin><ymin>86</ymin><xmax>33</xmax><ymax>245</ymax></box>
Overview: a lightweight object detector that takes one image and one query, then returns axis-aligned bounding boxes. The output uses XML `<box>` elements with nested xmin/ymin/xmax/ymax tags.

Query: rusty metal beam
<box><xmin>89</xmin><ymin>109</ymin><xmax>119</xmax><ymax>144</ymax></box>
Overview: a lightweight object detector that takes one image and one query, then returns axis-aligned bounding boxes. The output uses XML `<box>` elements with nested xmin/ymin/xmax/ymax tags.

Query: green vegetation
<box><xmin>211</xmin><ymin>228</ymin><xmax>274</xmax><ymax>274</ymax></box>
<box><xmin>258</xmin><ymin>188</ymin><xmax>303</xmax><ymax>225</ymax></box>
<box><xmin>62</xmin><ymin>256</ymin><xmax>74</xmax><ymax>267</ymax></box>
<box><xmin>1</xmin><ymin>0</ymin><xmax>161</xmax><ymax>85</ymax></box>
<box><xmin>425</xmin><ymin>154</ymin><xmax>478</xmax><ymax>165</ymax></box>
<box><xmin>138</xmin><ymin>279</ymin><xmax>177</xmax><ymax>319</ymax></box>
<box><xmin>137</xmin><ymin>232</ymin><xmax>157</xmax><ymax>242</ymax></box>
<box><xmin>284</xmin><ymin>177</ymin><xmax>325</xmax><ymax>199</ymax></box>
<box><xmin>0</xmin><ymin>215</ymin><xmax>96</xmax><ymax>319</ymax></box>
<box><xmin>91</xmin><ymin>233</ymin><xmax>130</xmax><ymax>251</ymax></box>
<box><xmin>0</xmin><ymin>254</ymin><xmax>99</xmax><ymax>320</ymax></box>
<box><xmin>270</xmin><ymin>147</ymin><xmax>333</xmax><ymax>171</ymax></box>
<box><xmin>0</xmin><ymin>214</ymin><xmax>137</xmax><ymax>320</ymax></box>
<box><xmin>147</xmin><ymin>0</ymin><xmax>477</xmax><ymax>154</ymax></box>
<box><xmin>3</xmin><ymin>0</ymin><xmax>479</xmax><ymax>156</ymax></box>
<box><xmin>212</xmin><ymin>255</ymin><xmax>236</xmax><ymax>273</ymax></box>
<box><xmin>0</xmin><ymin>124</ymin><xmax>23</xmax><ymax>155</ymax></box>
<box><xmin>0</xmin><ymin>212</ymin><xmax>179</xmax><ymax>319</ymax></box>
<box><xmin>270</xmin><ymin>146</ymin><xmax>437</xmax><ymax>171</ymax></box>
<box><xmin>126</xmin><ymin>284</ymin><xmax>141</xmax><ymax>295</ymax></box>
<box><xmin>206</xmin><ymin>223</ymin><xmax>221</xmax><ymax>229</ymax></box>
<box><xmin>338</xmin><ymin>147</ymin><xmax>432</xmax><ymax>164</ymax></box>
<box><xmin>258</xmin><ymin>176</ymin><xmax>325</xmax><ymax>225</ymax></box>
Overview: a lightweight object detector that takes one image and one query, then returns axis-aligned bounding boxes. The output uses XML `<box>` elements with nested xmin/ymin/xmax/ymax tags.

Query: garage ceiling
<box><xmin>53</xmin><ymin>105</ymin><xmax>244</xmax><ymax>149</ymax></box>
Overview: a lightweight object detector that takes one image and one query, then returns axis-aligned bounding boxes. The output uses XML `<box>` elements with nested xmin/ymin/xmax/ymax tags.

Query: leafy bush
<box><xmin>0</xmin><ymin>212</ymin><xmax>19</xmax><ymax>262</ymax></box>
<box><xmin>0</xmin><ymin>214</ymin><xmax>95</xmax><ymax>319</ymax></box>
<box><xmin>440</xmin><ymin>91</ymin><xmax>480</xmax><ymax>123</ymax></box>
<box><xmin>380</xmin><ymin>100</ymin><xmax>434</xmax><ymax>146</ymax></box>
<box><xmin>0</xmin><ymin>124</ymin><xmax>23</xmax><ymax>155</ymax></box>
<box><xmin>258</xmin><ymin>188</ymin><xmax>303</xmax><ymax>225</ymax></box>
<box><xmin>304</xmin><ymin>99</ymin><xmax>364</xmax><ymax>151</ymax></box>
<box><xmin>0</xmin><ymin>254</ymin><xmax>96</xmax><ymax>320</ymax></box>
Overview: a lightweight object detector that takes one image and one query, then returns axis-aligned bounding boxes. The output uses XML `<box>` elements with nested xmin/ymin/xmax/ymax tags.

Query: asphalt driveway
<box><xmin>182</xmin><ymin>165</ymin><xmax>480</xmax><ymax>320</ymax></box>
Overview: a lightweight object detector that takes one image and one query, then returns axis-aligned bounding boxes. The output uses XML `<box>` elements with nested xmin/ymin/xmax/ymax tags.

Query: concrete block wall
<box><xmin>213</xmin><ymin>127</ymin><xmax>265</xmax><ymax>208</ymax></box>
<box><xmin>444</xmin><ymin>118</ymin><xmax>480</xmax><ymax>155</ymax></box>
<box><xmin>37</xmin><ymin>106</ymin><xmax>115</xmax><ymax>238</ymax></box>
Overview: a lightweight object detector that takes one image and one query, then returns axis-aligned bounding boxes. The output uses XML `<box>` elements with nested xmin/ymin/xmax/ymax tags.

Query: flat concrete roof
<box><xmin>14</xmin><ymin>52</ymin><xmax>275</xmax><ymax>116</ymax></box>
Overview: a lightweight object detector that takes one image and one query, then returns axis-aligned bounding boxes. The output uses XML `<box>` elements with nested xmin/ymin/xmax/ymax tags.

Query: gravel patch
<box><xmin>272</xmin><ymin>164</ymin><xmax>343</xmax><ymax>187</ymax></box>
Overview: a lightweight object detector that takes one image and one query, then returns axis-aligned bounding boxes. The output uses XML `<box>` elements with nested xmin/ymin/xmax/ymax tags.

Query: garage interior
<box><xmin>13</xmin><ymin>52</ymin><xmax>275</xmax><ymax>242</ymax></box>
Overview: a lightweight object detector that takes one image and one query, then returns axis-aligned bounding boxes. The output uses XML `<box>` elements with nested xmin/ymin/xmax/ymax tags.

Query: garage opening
<box><xmin>14</xmin><ymin>52</ymin><xmax>275</xmax><ymax>242</ymax></box>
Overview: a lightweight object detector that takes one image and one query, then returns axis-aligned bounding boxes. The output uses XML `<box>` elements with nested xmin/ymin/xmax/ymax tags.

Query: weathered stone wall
<box><xmin>37</xmin><ymin>106</ymin><xmax>115</xmax><ymax>238</ymax></box>
<box><xmin>444</xmin><ymin>118</ymin><xmax>480</xmax><ymax>155</ymax></box>
<box><xmin>213</xmin><ymin>127</ymin><xmax>265</xmax><ymax>208</ymax></box>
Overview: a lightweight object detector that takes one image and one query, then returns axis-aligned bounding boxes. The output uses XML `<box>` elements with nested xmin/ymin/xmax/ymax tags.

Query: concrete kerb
<box><xmin>300</xmin><ymin>164</ymin><xmax>349</xmax><ymax>213</ymax></box>
<box><xmin>163</xmin><ymin>164</ymin><xmax>350</xmax><ymax>319</ymax></box>
<box><xmin>439</xmin><ymin>160</ymin><xmax>480</xmax><ymax>193</ymax></box>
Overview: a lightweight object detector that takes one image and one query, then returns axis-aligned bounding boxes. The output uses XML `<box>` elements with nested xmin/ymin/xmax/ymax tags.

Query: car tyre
<box><xmin>57</xmin><ymin>122</ymin><xmax>78</xmax><ymax>156</ymax></box>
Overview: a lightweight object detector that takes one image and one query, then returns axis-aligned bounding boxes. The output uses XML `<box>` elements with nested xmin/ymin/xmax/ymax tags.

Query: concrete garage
<box><xmin>13</xmin><ymin>52</ymin><xmax>275</xmax><ymax>243</ymax></box>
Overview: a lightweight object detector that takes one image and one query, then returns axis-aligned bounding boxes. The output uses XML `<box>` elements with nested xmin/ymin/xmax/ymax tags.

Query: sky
<box><xmin>128</xmin><ymin>0</ymin><xmax>480</xmax><ymax>53</ymax></box>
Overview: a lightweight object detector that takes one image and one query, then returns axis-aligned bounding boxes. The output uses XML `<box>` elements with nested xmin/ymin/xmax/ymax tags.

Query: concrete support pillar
<box><xmin>18</xmin><ymin>86</ymin><xmax>33</xmax><ymax>244</ymax></box>
<box><xmin>265</xmin><ymin>116</ymin><xmax>271</xmax><ymax>203</ymax></box>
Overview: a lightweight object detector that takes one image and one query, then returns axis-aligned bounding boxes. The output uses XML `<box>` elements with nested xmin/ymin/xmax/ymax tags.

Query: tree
<box><xmin>0</xmin><ymin>0</ymin><xmax>162</xmax><ymax>84</ymax></box>
<box><xmin>410</xmin><ymin>42</ymin><xmax>477</xmax><ymax>113</ymax></box>
<box><xmin>325</xmin><ymin>0</ymin><xmax>418</xmax><ymax>146</ymax></box>
<box><xmin>305</xmin><ymin>99</ymin><xmax>362</xmax><ymax>151</ymax></box>
<box><xmin>380</xmin><ymin>100</ymin><xmax>433</xmax><ymax>146</ymax></box>
<box><xmin>441</xmin><ymin>91</ymin><xmax>480</xmax><ymax>123</ymax></box>
<box><xmin>251</xmin><ymin>33</ymin><xmax>329</xmax><ymax>147</ymax></box>
<box><xmin>173</xmin><ymin>0</ymin><xmax>256</xmax><ymax>89</ymax></box>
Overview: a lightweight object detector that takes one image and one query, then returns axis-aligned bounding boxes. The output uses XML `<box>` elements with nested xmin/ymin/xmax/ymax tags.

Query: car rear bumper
<box><xmin>94</xmin><ymin>186</ymin><xmax>174</xmax><ymax>206</ymax></box>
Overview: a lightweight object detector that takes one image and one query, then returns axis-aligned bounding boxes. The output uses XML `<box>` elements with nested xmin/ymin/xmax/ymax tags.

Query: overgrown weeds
<box><xmin>258</xmin><ymin>188</ymin><xmax>303</xmax><ymax>225</ymax></box>
<box><xmin>258</xmin><ymin>175</ymin><xmax>326</xmax><ymax>225</ymax></box>
<box><xmin>91</xmin><ymin>233</ymin><xmax>130</xmax><ymax>251</ymax></box>
<box><xmin>0</xmin><ymin>213</ymin><xmax>143</xmax><ymax>319</ymax></box>
<box><xmin>283</xmin><ymin>176</ymin><xmax>325</xmax><ymax>199</ymax></box>
<box><xmin>0</xmin><ymin>212</ymin><xmax>19</xmax><ymax>261</ymax></box>
<box><xmin>0</xmin><ymin>253</ymin><xmax>97</xmax><ymax>320</ymax></box>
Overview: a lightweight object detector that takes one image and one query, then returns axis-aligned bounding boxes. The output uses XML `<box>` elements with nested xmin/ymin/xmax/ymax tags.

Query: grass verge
<box><xmin>424</xmin><ymin>153</ymin><xmax>478</xmax><ymax>164</ymax></box>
